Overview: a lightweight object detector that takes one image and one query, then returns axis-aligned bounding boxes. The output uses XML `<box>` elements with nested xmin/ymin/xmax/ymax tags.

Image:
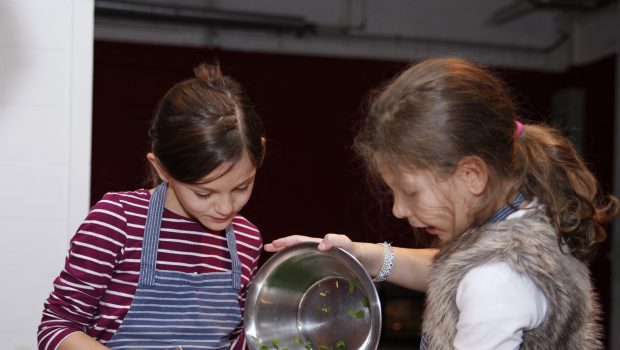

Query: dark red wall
<box><xmin>93</xmin><ymin>41</ymin><xmax>413</xmax><ymax>245</ymax></box>
<box><xmin>92</xmin><ymin>41</ymin><xmax>616</xmax><ymax>345</ymax></box>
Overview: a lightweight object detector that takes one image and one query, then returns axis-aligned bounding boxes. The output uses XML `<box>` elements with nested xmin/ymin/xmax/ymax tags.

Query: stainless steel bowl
<box><xmin>244</xmin><ymin>242</ymin><xmax>382</xmax><ymax>350</ymax></box>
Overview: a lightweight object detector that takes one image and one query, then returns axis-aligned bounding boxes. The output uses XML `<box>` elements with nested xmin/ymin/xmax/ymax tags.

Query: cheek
<box><xmin>190</xmin><ymin>200</ymin><xmax>211</xmax><ymax>212</ymax></box>
<box><xmin>234</xmin><ymin>191</ymin><xmax>253</xmax><ymax>210</ymax></box>
<box><xmin>415</xmin><ymin>193</ymin><xmax>455</xmax><ymax>224</ymax></box>
<box><xmin>177</xmin><ymin>192</ymin><xmax>210</xmax><ymax>213</ymax></box>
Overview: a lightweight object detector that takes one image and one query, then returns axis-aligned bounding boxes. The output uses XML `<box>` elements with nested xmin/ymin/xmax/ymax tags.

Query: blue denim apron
<box><xmin>106</xmin><ymin>182</ymin><xmax>243</xmax><ymax>350</ymax></box>
<box><xmin>420</xmin><ymin>193</ymin><xmax>526</xmax><ymax>350</ymax></box>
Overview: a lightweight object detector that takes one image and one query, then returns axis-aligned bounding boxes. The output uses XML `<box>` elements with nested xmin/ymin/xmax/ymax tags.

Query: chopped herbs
<box><xmin>335</xmin><ymin>340</ymin><xmax>346</xmax><ymax>349</ymax></box>
<box><xmin>347</xmin><ymin>277</ymin><xmax>359</xmax><ymax>294</ymax></box>
<box><xmin>295</xmin><ymin>335</ymin><xmax>303</xmax><ymax>345</ymax></box>
<box><xmin>317</xmin><ymin>304</ymin><xmax>330</xmax><ymax>314</ymax></box>
<box><xmin>347</xmin><ymin>308</ymin><xmax>365</xmax><ymax>319</ymax></box>
<box><xmin>272</xmin><ymin>338</ymin><xmax>280</xmax><ymax>349</ymax></box>
<box><xmin>305</xmin><ymin>340</ymin><xmax>313</xmax><ymax>350</ymax></box>
<box><xmin>318</xmin><ymin>346</ymin><xmax>330</xmax><ymax>350</ymax></box>
<box><xmin>361</xmin><ymin>296</ymin><xmax>370</xmax><ymax>308</ymax></box>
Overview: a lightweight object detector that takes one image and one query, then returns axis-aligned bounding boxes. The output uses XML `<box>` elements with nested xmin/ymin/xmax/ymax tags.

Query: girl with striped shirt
<box><xmin>38</xmin><ymin>62</ymin><xmax>266</xmax><ymax>350</ymax></box>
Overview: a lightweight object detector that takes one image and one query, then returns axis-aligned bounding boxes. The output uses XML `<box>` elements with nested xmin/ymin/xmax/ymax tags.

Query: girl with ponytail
<box><xmin>267</xmin><ymin>58</ymin><xmax>618</xmax><ymax>349</ymax></box>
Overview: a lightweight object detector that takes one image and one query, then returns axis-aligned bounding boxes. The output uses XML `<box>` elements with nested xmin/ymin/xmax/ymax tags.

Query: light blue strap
<box><xmin>225</xmin><ymin>224</ymin><xmax>242</xmax><ymax>290</ymax></box>
<box><xmin>138</xmin><ymin>182</ymin><xmax>167</xmax><ymax>287</ymax></box>
<box><xmin>485</xmin><ymin>192</ymin><xmax>526</xmax><ymax>224</ymax></box>
<box><xmin>420</xmin><ymin>335</ymin><xmax>429</xmax><ymax>350</ymax></box>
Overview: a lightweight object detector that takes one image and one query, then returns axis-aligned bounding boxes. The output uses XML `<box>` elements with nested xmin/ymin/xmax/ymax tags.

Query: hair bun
<box><xmin>193</xmin><ymin>61</ymin><xmax>240</xmax><ymax>93</ymax></box>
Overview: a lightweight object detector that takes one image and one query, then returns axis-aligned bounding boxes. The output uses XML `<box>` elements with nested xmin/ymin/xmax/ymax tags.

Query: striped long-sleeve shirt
<box><xmin>37</xmin><ymin>189</ymin><xmax>262</xmax><ymax>350</ymax></box>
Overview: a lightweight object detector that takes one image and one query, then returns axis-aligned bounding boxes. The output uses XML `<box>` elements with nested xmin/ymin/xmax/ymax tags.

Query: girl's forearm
<box><xmin>388</xmin><ymin>247</ymin><xmax>436</xmax><ymax>291</ymax></box>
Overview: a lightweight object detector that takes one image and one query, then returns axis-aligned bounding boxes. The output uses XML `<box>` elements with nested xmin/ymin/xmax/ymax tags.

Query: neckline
<box><xmin>484</xmin><ymin>192</ymin><xmax>526</xmax><ymax>224</ymax></box>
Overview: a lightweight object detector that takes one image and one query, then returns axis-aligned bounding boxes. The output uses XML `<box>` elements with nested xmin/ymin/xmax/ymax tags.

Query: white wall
<box><xmin>0</xmin><ymin>0</ymin><xmax>93</xmax><ymax>349</ymax></box>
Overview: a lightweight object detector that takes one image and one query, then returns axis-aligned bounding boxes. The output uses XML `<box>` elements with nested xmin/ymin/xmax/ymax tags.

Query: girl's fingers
<box><xmin>318</xmin><ymin>233</ymin><xmax>352</xmax><ymax>251</ymax></box>
<box><xmin>263</xmin><ymin>235</ymin><xmax>321</xmax><ymax>252</ymax></box>
<box><xmin>263</xmin><ymin>234</ymin><xmax>355</xmax><ymax>254</ymax></box>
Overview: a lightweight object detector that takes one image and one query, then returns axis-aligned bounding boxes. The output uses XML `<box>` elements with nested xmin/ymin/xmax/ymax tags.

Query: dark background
<box><xmin>92</xmin><ymin>40</ymin><xmax>616</xmax><ymax>347</ymax></box>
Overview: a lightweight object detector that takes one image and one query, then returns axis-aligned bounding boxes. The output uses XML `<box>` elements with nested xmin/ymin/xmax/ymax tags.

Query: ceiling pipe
<box><xmin>489</xmin><ymin>0</ymin><xmax>617</xmax><ymax>24</ymax></box>
<box><xmin>94</xmin><ymin>0</ymin><xmax>314</xmax><ymax>35</ymax></box>
<box><xmin>95</xmin><ymin>0</ymin><xmax>568</xmax><ymax>55</ymax></box>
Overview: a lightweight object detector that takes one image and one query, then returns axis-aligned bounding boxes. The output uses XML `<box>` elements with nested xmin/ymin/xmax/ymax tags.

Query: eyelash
<box><xmin>194</xmin><ymin>185</ymin><xmax>249</xmax><ymax>199</ymax></box>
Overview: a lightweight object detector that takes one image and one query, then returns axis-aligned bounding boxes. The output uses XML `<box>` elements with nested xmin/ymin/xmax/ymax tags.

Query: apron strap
<box><xmin>139</xmin><ymin>182</ymin><xmax>167</xmax><ymax>287</ymax></box>
<box><xmin>225</xmin><ymin>224</ymin><xmax>242</xmax><ymax>290</ymax></box>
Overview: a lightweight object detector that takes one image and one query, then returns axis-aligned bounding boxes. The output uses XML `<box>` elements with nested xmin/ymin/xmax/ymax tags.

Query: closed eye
<box><xmin>235</xmin><ymin>185</ymin><xmax>249</xmax><ymax>192</ymax></box>
<box><xmin>195</xmin><ymin>192</ymin><xmax>212</xmax><ymax>199</ymax></box>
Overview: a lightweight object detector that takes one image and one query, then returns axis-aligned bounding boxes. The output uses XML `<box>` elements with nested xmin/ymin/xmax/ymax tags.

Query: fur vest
<box><xmin>422</xmin><ymin>208</ymin><xmax>602</xmax><ymax>349</ymax></box>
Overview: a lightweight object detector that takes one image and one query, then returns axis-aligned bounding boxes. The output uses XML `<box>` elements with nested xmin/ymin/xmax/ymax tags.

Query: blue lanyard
<box><xmin>485</xmin><ymin>192</ymin><xmax>526</xmax><ymax>224</ymax></box>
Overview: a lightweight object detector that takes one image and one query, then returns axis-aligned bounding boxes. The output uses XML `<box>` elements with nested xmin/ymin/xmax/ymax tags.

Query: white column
<box><xmin>0</xmin><ymin>1</ymin><xmax>93</xmax><ymax>348</ymax></box>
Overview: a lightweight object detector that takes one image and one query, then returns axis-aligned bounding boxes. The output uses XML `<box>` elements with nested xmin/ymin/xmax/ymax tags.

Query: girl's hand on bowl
<box><xmin>264</xmin><ymin>233</ymin><xmax>356</xmax><ymax>255</ymax></box>
<box><xmin>317</xmin><ymin>233</ymin><xmax>355</xmax><ymax>254</ymax></box>
<box><xmin>264</xmin><ymin>235</ymin><xmax>321</xmax><ymax>252</ymax></box>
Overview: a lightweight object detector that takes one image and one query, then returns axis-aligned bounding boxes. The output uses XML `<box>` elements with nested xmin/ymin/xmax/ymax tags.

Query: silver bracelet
<box><xmin>373</xmin><ymin>242</ymin><xmax>395</xmax><ymax>283</ymax></box>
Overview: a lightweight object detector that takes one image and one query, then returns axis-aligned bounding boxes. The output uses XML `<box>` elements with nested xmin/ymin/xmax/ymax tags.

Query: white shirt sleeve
<box><xmin>454</xmin><ymin>261</ymin><xmax>548</xmax><ymax>350</ymax></box>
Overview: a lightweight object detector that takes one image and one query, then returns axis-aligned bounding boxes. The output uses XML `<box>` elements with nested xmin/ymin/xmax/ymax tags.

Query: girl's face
<box><xmin>151</xmin><ymin>152</ymin><xmax>257</xmax><ymax>232</ymax></box>
<box><xmin>376</xmin><ymin>158</ymin><xmax>477</xmax><ymax>242</ymax></box>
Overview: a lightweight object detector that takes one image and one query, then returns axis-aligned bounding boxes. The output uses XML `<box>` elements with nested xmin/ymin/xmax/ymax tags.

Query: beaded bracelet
<box><xmin>373</xmin><ymin>242</ymin><xmax>395</xmax><ymax>283</ymax></box>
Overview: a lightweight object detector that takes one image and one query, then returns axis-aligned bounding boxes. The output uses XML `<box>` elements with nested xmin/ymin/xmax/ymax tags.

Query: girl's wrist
<box><xmin>373</xmin><ymin>242</ymin><xmax>395</xmax><ymax>282</ymax></box>
<box><xmin>352</xmin><ymin>242</ymin><xmax>385</xmax><ymax>277</ymax></box>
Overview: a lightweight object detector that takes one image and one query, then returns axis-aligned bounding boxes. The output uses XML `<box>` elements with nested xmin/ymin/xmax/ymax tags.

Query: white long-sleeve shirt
<box><xmin>454</xmin><ymin>200</ymin><xmax>549</xmax><ymax>350</ymax></box>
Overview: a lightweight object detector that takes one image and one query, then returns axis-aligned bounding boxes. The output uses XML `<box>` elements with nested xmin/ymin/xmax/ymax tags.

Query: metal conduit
<box><xmin>95</xmin><ymin>0</ymin><xmax>313</xmax><ymax>34</ymax></box>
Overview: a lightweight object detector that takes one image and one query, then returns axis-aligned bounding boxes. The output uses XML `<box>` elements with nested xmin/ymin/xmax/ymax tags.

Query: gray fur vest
<box><xmin>421</xmin><ymin>208</ymin><xmax>602</xmax><ymax>349</ymax></box>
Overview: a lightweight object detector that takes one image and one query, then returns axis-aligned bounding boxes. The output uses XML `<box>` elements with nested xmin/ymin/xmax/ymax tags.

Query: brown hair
<box><xmin>148</xmin><ymin>61</ymin><xmax>265</xmax><ymax>185</ymax></box>
<box><xmin>354</xmin><ymin>57</ymin><xmax>618</xmax><ymax>261</ymax></box>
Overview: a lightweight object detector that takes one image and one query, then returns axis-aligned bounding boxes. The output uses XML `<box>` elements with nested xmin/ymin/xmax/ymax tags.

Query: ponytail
<box><xmin>515</xmin><ymin>123</ymin><xmax>619</xmax><ymax>262</ymax></box>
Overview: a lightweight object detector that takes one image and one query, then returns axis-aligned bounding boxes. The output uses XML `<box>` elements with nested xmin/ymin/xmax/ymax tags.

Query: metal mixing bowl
<box><xmin>244</xmin><ymin>242</ymin><xmax>382</xmax><ymax>350</ymax></box>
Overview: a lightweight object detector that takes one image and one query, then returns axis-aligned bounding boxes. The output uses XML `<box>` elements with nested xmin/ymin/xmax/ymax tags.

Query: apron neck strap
<box><xmin>139</xmin><ymin>182</ymin><xmax>167</xmax><ymax>286</ymax></box>
<box><xmin>225</xmin><ymin>224</ymin><xmax>242</xmax><ymax>290</ymax></box>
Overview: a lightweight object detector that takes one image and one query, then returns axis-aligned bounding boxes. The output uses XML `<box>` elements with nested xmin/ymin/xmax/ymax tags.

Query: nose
<box><xmin>392</xmin><ymin>194</ymin><xmax>412</xmax><ymax>219</ymax></box>
<box><xmin>215</xmin><ymin>194</ymin><xmax>235</xmax><ymax>217</ymax></box>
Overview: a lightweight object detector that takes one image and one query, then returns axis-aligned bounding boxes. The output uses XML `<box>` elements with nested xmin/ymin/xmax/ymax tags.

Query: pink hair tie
<box><xmin>515</xmin><ymin>121</ymin><xmax>524</xmax><ymax>137</ymax></box>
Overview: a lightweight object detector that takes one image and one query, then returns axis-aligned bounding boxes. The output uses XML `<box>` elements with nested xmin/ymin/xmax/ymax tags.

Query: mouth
<box><xmin>425</xmin><ymin>227</ymin><xmax>438</xmax><ymax>235</ymax></box>
<box><xmin>210</xmin><ymin>216</ymin><xmax>232</xmax><ymax>223</ymax></box>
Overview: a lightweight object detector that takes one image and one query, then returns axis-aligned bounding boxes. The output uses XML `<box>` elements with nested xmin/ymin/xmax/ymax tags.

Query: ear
<box><xmin>146</xmin><ymin>153</ymin><xmax>170</xmax><ymax>182</ymax></box>
<box><xmin>455</xmin><ymin>156</ymin><xmax>488</xmax><ymax>196</ymax></box>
